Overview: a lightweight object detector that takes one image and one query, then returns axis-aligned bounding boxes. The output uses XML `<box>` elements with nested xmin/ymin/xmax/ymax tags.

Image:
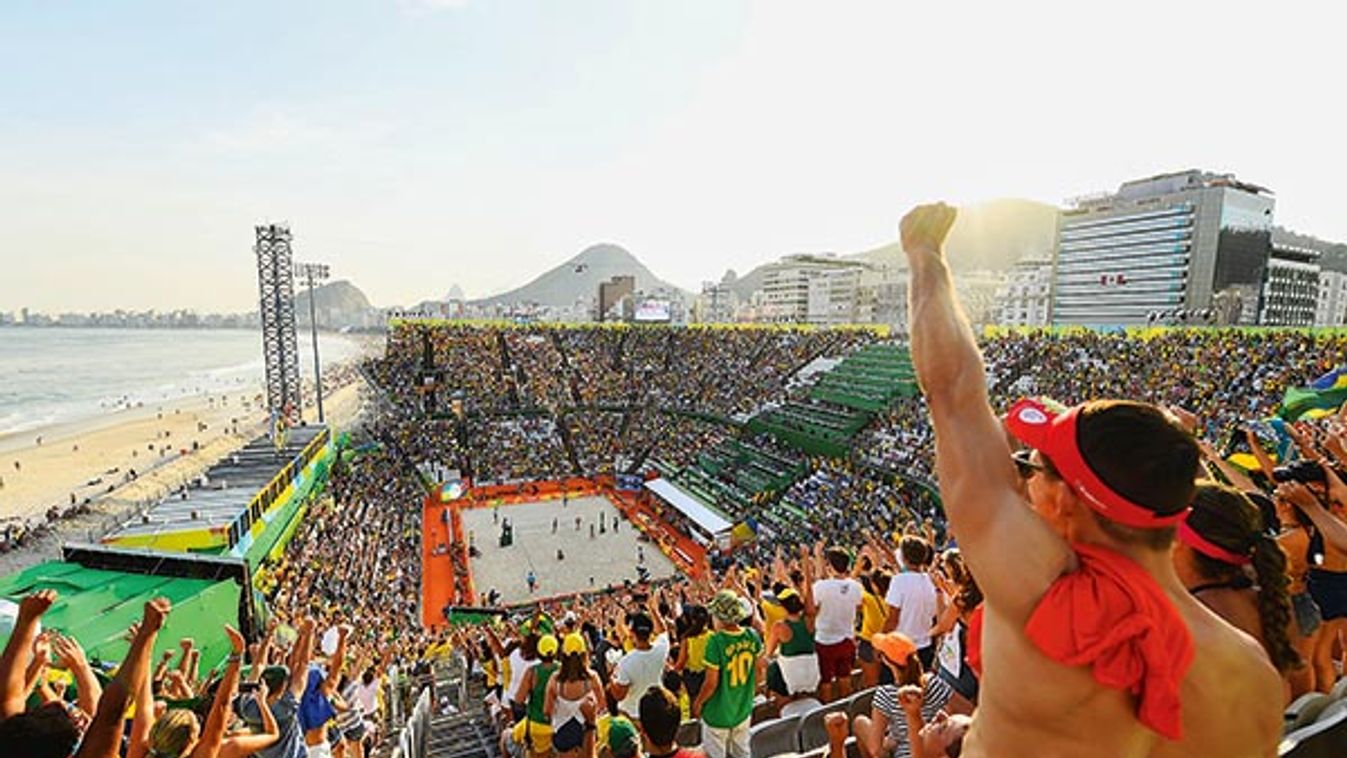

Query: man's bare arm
<box><xmin>0</xmin><ymin>589</ymin><xmax>56</xmax><ymax>718</ymax></box>
<box><xmin>902</xmin><ymin>203</ymin><xmax>1072</xmax><ymax>624</ymax></box>
<box><xmin>77</xmin><ymin>598</ymin><xmax>170</xmax><ymax>758</ymax></box>
<box><xmin>287</xmin><ymin>617</ymin><xmax>316</xmax><ymax>699</ymax></box>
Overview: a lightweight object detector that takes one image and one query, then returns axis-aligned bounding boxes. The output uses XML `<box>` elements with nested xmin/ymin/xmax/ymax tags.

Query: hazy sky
<box><xmin>2</xmin><ymin>0</ymin><xmax>1344</xmax><ymax>312</ymax></box>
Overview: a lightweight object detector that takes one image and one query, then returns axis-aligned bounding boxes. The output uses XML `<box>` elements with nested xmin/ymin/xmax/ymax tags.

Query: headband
<box><xmin>1004</xmin><ymin>398</ymin><xmax>1189</xmax><ymax>529</ymax></box>
<box><xmin>1177</xmin><ymin>520</ymin><xmax>1252</xmax><ymax>566</ymax></box>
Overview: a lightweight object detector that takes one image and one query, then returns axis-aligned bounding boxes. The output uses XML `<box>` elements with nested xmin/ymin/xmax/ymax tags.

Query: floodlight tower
<box><xmin>255</xmin><ymin>225</ymin><xmax>302</xmax><ymax>426</ymax></box>
<box><xmin>294</xmin><ymin>261</ymin><xmax>331</xmax><ymax>424</ymax></box>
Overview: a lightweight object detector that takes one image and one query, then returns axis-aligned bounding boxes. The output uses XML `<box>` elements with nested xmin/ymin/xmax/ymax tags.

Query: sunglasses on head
<box><xmin>1011</xmin><ymin>449</ymin><xmax>1044</xmax><ymax>480</ymax></box>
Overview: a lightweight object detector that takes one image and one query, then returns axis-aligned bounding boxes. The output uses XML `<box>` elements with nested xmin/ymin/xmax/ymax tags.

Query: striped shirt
<box><xmin>871</xmin><ymin>676</ymin><xmax>953</xmax><ymax>758</ymax></box>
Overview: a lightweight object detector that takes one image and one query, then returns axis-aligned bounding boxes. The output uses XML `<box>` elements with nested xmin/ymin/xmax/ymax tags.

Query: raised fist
<box><xmin>900</xmin><ymin>203</ymin><xmax>957</xmax><ymax>260</ymax></box>
<box><xmin>142</xmin><ymin>597</ymin><xmax>172</xmax><ymax>633</ymax></box>
<box><xmin>19</xmin><ymin>589</ymin><xmax>57</xmax><ymax>621</ymax></box>
<box><xmin>897</xmin><ymin>684</ymin><xmax>925</xmax><ymax>716</ymax></box>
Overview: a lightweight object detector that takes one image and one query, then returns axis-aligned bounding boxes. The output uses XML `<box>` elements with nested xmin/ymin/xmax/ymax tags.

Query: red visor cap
<box><xmin>1004</xmin><ymin>397</ymin><xmax>1189</xmax><ymax>529</ymax></box>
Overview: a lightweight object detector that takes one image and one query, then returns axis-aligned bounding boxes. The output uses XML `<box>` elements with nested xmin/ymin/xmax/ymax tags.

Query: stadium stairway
<box><xmin>428</xmin><ymin>666</ymin><xmax>495</xmax><ymax>758</ymax></box>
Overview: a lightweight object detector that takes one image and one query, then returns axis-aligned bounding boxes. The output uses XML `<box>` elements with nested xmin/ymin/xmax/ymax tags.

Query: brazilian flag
<box><xmin>1280</xmin><ymin>386</ymin><xmax>1347</xmax><ymax>421</ymax></box>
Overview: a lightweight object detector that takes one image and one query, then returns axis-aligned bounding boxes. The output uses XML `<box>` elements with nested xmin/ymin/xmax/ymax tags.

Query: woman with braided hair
<box><xmin>1172</xmin><ymin>482</ymin><xmax>1300</xmax><ymax>699</ymax></box>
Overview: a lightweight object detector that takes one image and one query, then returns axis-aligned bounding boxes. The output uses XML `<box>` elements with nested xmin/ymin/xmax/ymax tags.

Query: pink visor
<box><xmin>1004</xmin><ymin>397</ymin><xmax>1189</xmax><ymax>529</ymax></box>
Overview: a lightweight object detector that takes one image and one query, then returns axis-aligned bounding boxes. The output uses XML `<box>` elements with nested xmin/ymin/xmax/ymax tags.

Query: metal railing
<box><xmin>390</xmin><ymin>687</ymin><xmax>432</xmax><ymax>758</ymax></box>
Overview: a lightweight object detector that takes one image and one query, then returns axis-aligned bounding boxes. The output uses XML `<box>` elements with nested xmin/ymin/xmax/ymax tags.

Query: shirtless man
<box><xmin>900</xmin><ymin>202</ymin><xmax>1281</xmax><ymax>757</ymax></box>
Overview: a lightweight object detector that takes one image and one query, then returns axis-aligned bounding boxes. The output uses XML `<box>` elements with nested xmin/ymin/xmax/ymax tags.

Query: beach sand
<box><xmin>0</xmin><ymin>373</ymin><xmax>368</xmax><ymax>575</ymax></box>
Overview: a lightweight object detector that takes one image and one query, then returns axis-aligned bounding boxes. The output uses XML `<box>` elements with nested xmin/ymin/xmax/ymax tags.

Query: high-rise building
<box><xmin>597</xmin><ymin>275</ymin><xmax>635</xmax><ymax>322</ymax></box>
<box><xmin>697</xmin><ymin>280</ymin><xmax>739</xmax><ymax>323</ymax></box>
<box><xmin>760</xmin><ymin>255</ymin><xmax>870</xmax><ymax>324</ymax></box>
<box><xmin>1050</xmin><ymin>170</ymin><xmax>1275</xmax><ymax>326</ymax></box>
<box><xmin>1260</xmin><ymin>242</ymin><xmax>1319</xmax><ymax>327</ymax></box>
<box><xmin>996</xmin><ymin>258</ymin><xmax>1053</xmax><ymax>326</ymax></box>
<box><xmin>1318</xmin><ymin>270</ymin><xmax>1347</xmax><ymax>327</ymax></box>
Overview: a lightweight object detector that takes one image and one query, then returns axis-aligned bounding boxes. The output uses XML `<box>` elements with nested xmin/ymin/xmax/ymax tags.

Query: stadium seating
<box><xmin>750</xmin><ymin>714</ymin><xmax>803</xmax><ymax>758</ymax></box>
<box><xmin>846</xmin><ymin>688</ymin><xmax>876</xmax><ymax>720</ymax></box>
<box><xmin>677</xmin><ymin>719</ymin><xmax>702</xmax><ymax>748</ymax></box>
<box><xmin>1280</xmin><ymin>700</ymin><xmax>1347</xmax><ymax>757</ymax></box>
<box><xmin>1285</xmin><ymin>692</ymin><xmax>1333</xmax><ymax>732</ymax></box>
<box><xmin>1330</xmin><ymin>676</ymin><xmax>1347</xmax><ymax>702</ymax></box>
<box><xmin>798</xmin><ymin>699</ymin><xmax>853</xmax><ymax>752</ymax></box>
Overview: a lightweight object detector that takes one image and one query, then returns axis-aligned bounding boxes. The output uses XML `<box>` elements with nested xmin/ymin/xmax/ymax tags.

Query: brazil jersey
<box><xmin>701</xmin><ymin>628</ymin><xmax>763</xmax><ymax>728</ymax></box>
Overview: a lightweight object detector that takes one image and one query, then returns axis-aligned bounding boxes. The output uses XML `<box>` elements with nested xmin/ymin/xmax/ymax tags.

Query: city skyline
<box><xmin>3</xmin><ymin>0</ymin><xmax>1344</xmax><ymax>312</ymax></box>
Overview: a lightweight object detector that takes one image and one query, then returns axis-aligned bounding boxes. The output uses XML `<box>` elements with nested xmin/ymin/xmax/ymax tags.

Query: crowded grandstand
<box><xmin>8</xmin><ymin>213</ymin><xmax>1347</xmax><ymax>757</ymax></box>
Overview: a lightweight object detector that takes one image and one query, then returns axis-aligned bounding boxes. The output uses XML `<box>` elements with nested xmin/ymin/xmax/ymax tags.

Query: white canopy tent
<box><xmin>644</xmin><ymin>478</ymin><xmax>735</xmax><ymax>545</ymax></box>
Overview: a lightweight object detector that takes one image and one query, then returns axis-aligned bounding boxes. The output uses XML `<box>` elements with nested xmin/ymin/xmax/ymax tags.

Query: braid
<box><xmin>1250</xmin><ymin>532</ymin><xmax>1300</xmax><ymax>673</ymax></box>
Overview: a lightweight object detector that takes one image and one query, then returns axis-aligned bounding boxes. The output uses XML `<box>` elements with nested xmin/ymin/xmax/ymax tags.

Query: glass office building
<box><xmin>1050</xmin><ymin>170</ymin><xmax>1275</xmax><ymax>327</ymax></box>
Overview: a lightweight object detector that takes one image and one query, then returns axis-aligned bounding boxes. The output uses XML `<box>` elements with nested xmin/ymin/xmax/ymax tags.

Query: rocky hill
<box><xmin>472</xmin><ymin>243</ymin><xmax>689</xmax><ymax>307</ymax></box>
<box><xmin>294</xmin><ymin>279</ymin><xmax>372</xmax><ymax>328</ymax></box>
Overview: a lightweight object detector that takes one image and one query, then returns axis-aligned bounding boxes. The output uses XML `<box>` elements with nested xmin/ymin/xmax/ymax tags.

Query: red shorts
<box><xmin>814</xmin><ymin>638</ymin><xmax>856</xmax><ymax>683</ymax></box>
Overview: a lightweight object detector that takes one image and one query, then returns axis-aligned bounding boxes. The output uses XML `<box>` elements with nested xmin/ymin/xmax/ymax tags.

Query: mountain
<box><xmin>850</xmin><ymin>198</ymin><xmax>1059</xmax><ymax>272</ymax></box>
<box><xmin>294</xmin><ymin>280</ymin><xmax>372</xmax><ymax>328</ymax></box>
<box><xmin>472</xmin><ymin>243</ymin><xmax>690</xmax><ymax>307</ymax></box>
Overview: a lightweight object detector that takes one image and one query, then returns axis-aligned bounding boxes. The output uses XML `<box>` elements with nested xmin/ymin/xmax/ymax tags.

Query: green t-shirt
<box><xmin>702</xmin><ymin>628</ymin><xmax>763</xmax><ymax>728</ymax></box>
<box><xmin>527</xmin><ymin>662</ymin><xmax>558</xmax><ymax>723</ymax></box>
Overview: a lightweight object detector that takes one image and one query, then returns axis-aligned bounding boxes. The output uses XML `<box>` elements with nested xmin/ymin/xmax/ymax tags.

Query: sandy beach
<box><xmin>0</xmin><ymin>361</ymin><xmax>370</xmax><ymax>575</ymax></box>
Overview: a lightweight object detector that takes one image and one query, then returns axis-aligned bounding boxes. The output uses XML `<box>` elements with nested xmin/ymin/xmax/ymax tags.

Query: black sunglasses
<box><xmin>1011</xmin><ymin>449</ymin><xmax>1044</xmax><ymax>479</ymax></box>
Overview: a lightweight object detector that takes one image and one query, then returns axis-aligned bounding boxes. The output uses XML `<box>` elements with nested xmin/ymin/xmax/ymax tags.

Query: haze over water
<box><xmin>0</xmin><ymin>328</ymin><xmax>359</xmax><ymax>437</ymax></box>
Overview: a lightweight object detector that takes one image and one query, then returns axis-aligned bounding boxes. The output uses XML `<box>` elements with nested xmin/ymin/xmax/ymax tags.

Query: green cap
<box><xmin>608</xmin><ymin>716</ymin><xmax>640</xmax><ymax>758</ymax></box>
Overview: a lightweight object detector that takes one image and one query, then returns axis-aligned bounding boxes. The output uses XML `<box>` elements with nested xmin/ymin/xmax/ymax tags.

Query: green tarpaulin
<box><xmin>0</xmin><ymin>561</ymin><xmax>241</xmax><ymax>672</ymax></box>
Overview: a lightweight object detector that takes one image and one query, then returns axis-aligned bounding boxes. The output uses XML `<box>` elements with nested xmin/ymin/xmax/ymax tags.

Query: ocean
<box><xmin>0</xmin><ymin>328</ymin><xmax>363</xmax><ymax>437</ymax></box>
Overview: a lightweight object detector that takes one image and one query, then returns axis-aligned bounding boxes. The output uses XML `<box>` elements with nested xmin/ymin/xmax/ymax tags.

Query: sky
<box><xmin>2</xmin><ymin>0</ymin><xmax>1344</xmax><ymax>312</ymax></box>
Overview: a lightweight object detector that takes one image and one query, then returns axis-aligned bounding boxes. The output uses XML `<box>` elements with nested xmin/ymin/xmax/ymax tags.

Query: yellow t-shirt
<box><xmin>684</xmin><ymin>631</ymin><xmax>712</xmax><ymax>673</ymax></box>
<box><xmin>761</xmin><ymin>597</ymin><xmax>787</xmax><ymax>632</ymax></box>
<box><xmin>859</xmin><ymin>590</ymin><xmax>887</xmax><ymax>641</ymax></box>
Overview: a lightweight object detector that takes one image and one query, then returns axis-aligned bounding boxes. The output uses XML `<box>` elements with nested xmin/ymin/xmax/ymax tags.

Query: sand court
<box><xmin>461</xmin><ymin>494</ymin><xmax>677</xmax><ymax>606</ymax></box>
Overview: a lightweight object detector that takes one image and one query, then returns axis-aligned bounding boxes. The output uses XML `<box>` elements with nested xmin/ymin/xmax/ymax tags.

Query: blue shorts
<box><xmin>1308</xmin><ymin>569</ymin><xmax>1347</xmax><ymax>621</ymax></box>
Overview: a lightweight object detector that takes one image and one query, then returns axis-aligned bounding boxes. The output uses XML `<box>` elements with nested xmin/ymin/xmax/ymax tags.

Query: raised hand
<box><xmin>18</xmin><ymin>589</ymin><xmax>57</xmax><ymax>622</ymax></box>
<box><xmin>51</xmin><ymin>634</ymin><xmax>88</xmax><ymax>670</ymax></box>
<box><xmin>225</xmin><ymin>625</ymin><xmax>246</xmax><ymax>655</ymax></box>
<box><xmin>142</xmin><ymin>597</ymin><xmax>171</xmax><ymax>633</ymax></box>
<box><xmin>1274</xmin><ymin>481</ymin><xmax>1320</xmax><ymax>511</ymax></box>
<box><xmin>896</xmin><ymin>684</ymin><xmax>925</xmax><ymax>717</ymax></box>
<box><xmin>900</xmin><ymin>203</ymin><xmax>957</xmax><ymax>261</ymax></box>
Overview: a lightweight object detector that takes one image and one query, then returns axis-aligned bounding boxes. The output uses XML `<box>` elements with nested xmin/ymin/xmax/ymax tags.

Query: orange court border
<box><xmin>420</xmin><ymin>474</ymin><xmax>708</xmax><ymax>628</ymax></box>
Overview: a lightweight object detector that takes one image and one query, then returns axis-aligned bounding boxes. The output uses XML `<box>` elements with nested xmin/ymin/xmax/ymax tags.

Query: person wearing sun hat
<box><xmin>851</xmin><ymin>631</ymin><xmax>956</xmax><ymax>758</ymax></box>
<box><xmin>898</xmin><ymin>202</ymin><xmax>1281</xmax><ymax>756</ymax></box>
<box><xmin>509</xmin><ymin>634</ymin><xmax>559</xmax><ymax>757</ymax></box>
<box><xmin>546</xmin><ymin>632</ymin><xmax>605</xmax><ymax>758</ymax></box>
<box><xmin>694</xmin><ymin>590</ymin><xmax>762</xmax><ymax>758</ymax></box>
